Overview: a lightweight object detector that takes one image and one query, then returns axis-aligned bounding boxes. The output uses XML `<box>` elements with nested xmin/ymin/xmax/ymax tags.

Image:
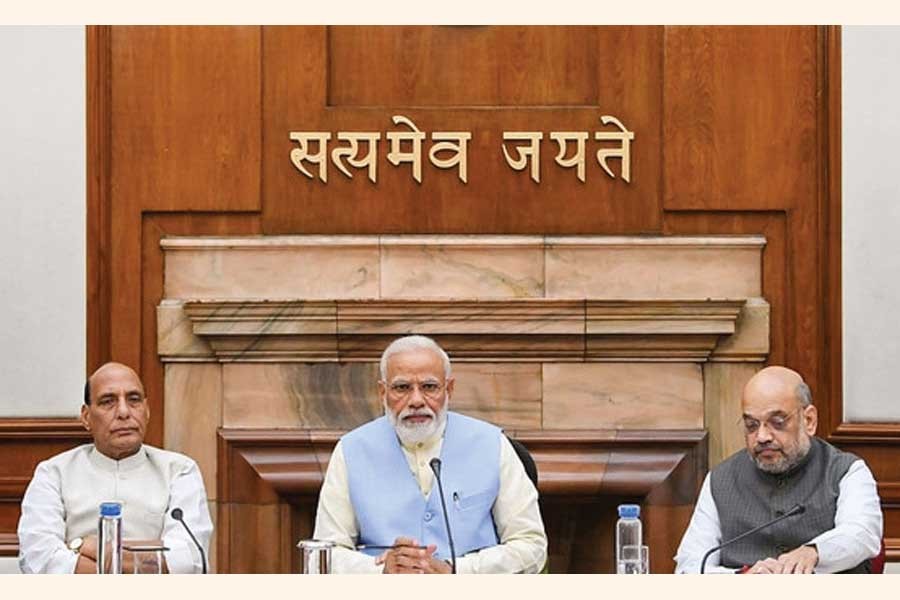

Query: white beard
<box><xmin>385</xmin><ymin>397</ymin><xmax>448</xmax><ymax>446</ymax></box>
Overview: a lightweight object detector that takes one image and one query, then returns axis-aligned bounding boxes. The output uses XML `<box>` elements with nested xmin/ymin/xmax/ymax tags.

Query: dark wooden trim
<box><xmin>830</xmin><ymin>423</ymin><xmax>900</xmax><ymax>445</ymax></box>
<box><xmin>0</xmin><ymin>418</ymin><xmax>90</xmax><ymax>438</ymax></box>
<box><xmin>86</xmin><ymin>25</ymin><xmax>113</xmax><ymax>374</ymax></box>
<box><xmin>822</xmin><ymin>25</ymin><xmax>844</xmax><ymax>439</ymax></box>
<box><xmin>887</xmin><ymin>538</ymin><xmax>900</xmax><ymax>562</ymax></box>
<box><xmin>0</xmin><ymin>533</ymin><xmax>18</xmax><ymax>557</ymax></box>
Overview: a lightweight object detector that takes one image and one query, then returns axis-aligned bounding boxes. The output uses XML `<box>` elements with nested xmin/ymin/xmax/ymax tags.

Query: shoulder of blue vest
<box><xmin>448</xmin><ymin>411</ymin><xmax>502</xmax><ymax>434</ymax></box>
<box><xmin>343</xmin><ymin>415</ymin><xmax>390</xmax><ymax>442</ymax></box>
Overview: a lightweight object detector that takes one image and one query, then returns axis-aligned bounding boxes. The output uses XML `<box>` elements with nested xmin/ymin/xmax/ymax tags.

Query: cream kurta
<box><xmin>17</xmin><ymin>444</ymin><xmax>212</xmax><ymax>574</ymax></box>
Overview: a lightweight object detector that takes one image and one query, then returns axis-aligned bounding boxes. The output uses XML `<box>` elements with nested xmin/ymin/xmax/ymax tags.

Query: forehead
<box><xmin>742</xmin><ymin>381</ymin><xmax>799</xmax><ymax>417</ymax></box>
<box><xmin>91</xmin><ymin>366</ymin><xmax>144</xmax><ymax>397</ymax></box>
<box><xmin>385</xmin><ymin>349</ymin><xmax>444</xmax><ymax>379</ymax></box>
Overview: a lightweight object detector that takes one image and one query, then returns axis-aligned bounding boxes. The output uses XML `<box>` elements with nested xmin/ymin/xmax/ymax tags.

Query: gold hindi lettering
<box><xmin>288</xmin><ymin>114</ymin><xmax>634</xmax><ymax>185</ymax></box>
<box><xmin>594</xmin><ymin>116</ymin><xmax>634</xmax><ymax>183</ymax></box>
<box><xmin>501</xmin><ymin>132</ymin><xmax>543</xmax><ymax>183</ymax></box>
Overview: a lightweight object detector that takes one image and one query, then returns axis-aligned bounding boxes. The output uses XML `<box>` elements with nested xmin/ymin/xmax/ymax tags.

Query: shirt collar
<box><xmin>88</xmin><ymin>444</ymin><xmax>149</xmax><ymax>472</ymax></box>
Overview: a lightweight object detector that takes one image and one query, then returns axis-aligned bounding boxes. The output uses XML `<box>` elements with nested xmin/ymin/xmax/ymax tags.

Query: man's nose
<box><xmin>115</xmin><ymin>396</ymin><xmax>130</xmax><ymax>418</ymax></box>
<box><xmin>755</xmin><ymin>423</ymin><xmax>774</xmax><ymax>443</ymax></box>
<box><xmin>407</xmin><ymin>386</ymin><xmax>426</xmax><ymax>407</ymax></box>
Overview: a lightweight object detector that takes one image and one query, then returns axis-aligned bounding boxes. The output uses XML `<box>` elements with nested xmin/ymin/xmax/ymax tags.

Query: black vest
<box><xmin>710</xmin><ymin>437</ymin><xmax>869</xmax><ymax>573</ymax></box>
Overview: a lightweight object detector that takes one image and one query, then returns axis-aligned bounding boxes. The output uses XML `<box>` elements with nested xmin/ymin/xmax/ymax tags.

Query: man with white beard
<box><xmin>313</xmin><ymin>335</ymin><xmax>547</xmax><ymax>573</ymax></box>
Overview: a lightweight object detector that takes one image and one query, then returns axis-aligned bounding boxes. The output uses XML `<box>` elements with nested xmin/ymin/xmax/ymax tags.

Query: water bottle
<box><xmin>97</xmin><ymin>501</ymin><xmax>123</xmax><ymax>574</ymax></box>
<box><xmin>615</xmin><ymin>503</ymin><xmax>643</xmax><ymax>574</ymax></box>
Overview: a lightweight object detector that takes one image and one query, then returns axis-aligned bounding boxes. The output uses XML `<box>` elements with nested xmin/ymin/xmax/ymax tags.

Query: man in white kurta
<box><xmin>17</xmin><ymin>362</ymin><xmax>212</xmax><ymax>574</ymax></box>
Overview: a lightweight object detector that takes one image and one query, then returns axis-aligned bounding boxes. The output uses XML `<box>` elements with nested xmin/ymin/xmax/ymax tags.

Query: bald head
<box><xmin>85</xmin><ymin>362</ymin><xmax>144</xmax><ymax>405</ymax></box>
<box><xmin>742</xmin><ymin>366</ymin><xmax>810</xmax><ymax>412</ymax></box>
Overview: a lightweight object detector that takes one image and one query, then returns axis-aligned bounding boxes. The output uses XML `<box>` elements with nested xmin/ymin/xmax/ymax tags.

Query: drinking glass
<box><xmin>618</xmin><ymin>544</ymin><xmax>650</xmax><ymax>574</ymax></box>
<box><xmin>123</xmin><ymin>544</ymin><xmax>168</xmax><ymax>574</ymax></box>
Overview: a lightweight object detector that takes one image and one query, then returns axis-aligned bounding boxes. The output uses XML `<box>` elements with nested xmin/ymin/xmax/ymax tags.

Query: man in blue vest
<box><xmin>313</xmin><ymin>335</ymin><xmax>547</xmax><ymax>573</ymax></box>
<box><xmin>675</xmin><ymin>366</ymin><xmax>882</xmax><ymax>573</ymax></box>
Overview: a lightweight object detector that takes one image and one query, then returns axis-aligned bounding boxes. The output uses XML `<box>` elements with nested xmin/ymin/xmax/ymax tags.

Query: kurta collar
<box><xmin>88</xmin><ymin>444</ymin><xmax>149</xmax><ymax>473</ymax></box>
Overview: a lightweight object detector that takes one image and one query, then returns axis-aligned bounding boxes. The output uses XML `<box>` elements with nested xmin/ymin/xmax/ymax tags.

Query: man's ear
<box><xmin>80</xmin><ymin>404</ymin><xmax>91</xmax><ymax>431</ymax></box>
<box><xmin>445</xmin><ymin>377</ymin><xmax>455</xmax><ymax>399</ymax></box>
<box><xmin>804</xmin><ymin>405</ymin><xmax>818</xmax><ymax>436</ymax></box>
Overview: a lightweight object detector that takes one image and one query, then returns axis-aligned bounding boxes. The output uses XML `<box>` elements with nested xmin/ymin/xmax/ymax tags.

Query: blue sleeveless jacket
<box><xmin>342</xmin><ymin>412</ymin><xmax>501</xmax><ymax>559</ymax></box>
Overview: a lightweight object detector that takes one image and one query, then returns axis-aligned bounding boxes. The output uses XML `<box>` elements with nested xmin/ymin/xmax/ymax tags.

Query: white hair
<box><xmin>796</xmin><ymin>382</ymin><xmax>813</xmax><ymax>407</ymax></box>
<box><xmin>378</xmin><ymin>335</ymin><xmax>452</xmax><ymax>380</ymax></box>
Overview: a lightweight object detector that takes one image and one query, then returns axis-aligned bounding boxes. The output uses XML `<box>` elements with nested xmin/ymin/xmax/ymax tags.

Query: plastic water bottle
<box><xmin>97</xmin><ymin>501</ymin><xmax>123</xmax><ymax>574</ymax></box>
<box><xmin>615</xmin><ymin>504</ymin><xmax>643</xmax><ymax>574</ymax></box>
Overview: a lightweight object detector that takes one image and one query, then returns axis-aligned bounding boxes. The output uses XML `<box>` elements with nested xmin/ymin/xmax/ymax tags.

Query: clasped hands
<box><xmin>743</xmin><ymin>545</ymin><xmax>818</xmax><ymax>574</ymax></box>
<box><xmin>376</xmin><ymin>536</ymin><xmax>452</xmax><ymax>574</ymax></box>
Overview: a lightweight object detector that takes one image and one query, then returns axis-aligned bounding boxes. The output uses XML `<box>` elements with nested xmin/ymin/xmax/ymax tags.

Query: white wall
<box><xmin>0</xmin><ymin>27</ymin><xmax>85</xmax><ymax>417</ymax></box>
<box><xmin>843</xmin><ymin>27</ymin><xmax>900</xmax><ymax>422</ymax></box>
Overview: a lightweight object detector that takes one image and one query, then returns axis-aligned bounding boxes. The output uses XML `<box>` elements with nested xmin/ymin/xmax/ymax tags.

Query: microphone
<box><xmin>170</xmin><ymin>507</ymin><xmax>208</xmax><ymax>574</ymax></box>
<box><xmin>429</xmin><ymin>458</ymin><xmax>457</xmax><ymax>574</ymax></box>
<box><xmin>700</xmin><ymin>504</ymin><xmax>806</xmax><ymax>574</ymax></box>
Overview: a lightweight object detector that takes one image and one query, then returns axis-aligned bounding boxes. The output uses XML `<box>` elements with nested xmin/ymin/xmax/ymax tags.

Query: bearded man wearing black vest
<box><xmin>675</xmin><ymin>366</ymin><xmax>882</xmax><ymax>574</ymax></box>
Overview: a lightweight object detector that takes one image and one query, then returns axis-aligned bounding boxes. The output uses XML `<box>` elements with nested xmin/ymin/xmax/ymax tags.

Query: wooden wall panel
<box><xmin>109</xmin><ymin>26</ymin><xmax>262</xmax><ymax>213</ymax></box>
<box><xmin>261</xmin><ymin>26</ymin><xmax>663</xmax><ymax>235</ymax></box>
<box><xmin>663</xmin><ymin>26</ymin><xmax>818</xmax><ymax>210</ymax></box>
<box><xmin>328</xmin><ymin>26</ymin><xmax>640</xmax><ymax>107</ymax></box>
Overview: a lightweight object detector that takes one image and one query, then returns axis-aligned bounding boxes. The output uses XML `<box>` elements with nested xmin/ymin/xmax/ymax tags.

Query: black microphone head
<box><xmin>429</xmin><ymin>458</ymin><xmax>442</xmax><ymax>477</ymax></box>
<box><xmin>793</xmin><ymin>504</ymin><xmax>806</xmax><ymax>515</ymax></box>
<box><xmin>171</xmin><ymin>507</ymin><xmax>184</xmax><ymax>520</ymax></box>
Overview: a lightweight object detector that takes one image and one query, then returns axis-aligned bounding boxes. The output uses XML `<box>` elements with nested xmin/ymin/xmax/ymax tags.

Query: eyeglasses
<box><xmin>385</xmin><ymin>380</ymin><xmax>446</xmax><ymax>400</ymax></box>
<box><xmin>741</xmin><ymin>409</ymin><xmax>802</xmax><ymax>435</ymax></box>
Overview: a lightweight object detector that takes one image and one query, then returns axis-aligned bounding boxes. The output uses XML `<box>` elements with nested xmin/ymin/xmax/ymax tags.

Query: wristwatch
<box><xmin>68</xmin><ymin>537</ymin><xmax>84</xmax><ymax>554</ymax></box>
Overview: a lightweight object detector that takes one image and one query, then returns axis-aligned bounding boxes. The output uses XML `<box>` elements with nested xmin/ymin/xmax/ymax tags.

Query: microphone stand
<box><xmin>700</xmin><ymin>504</ymin><xmax>806</xmax><ymax>574</ymax></box>
<box><xmin>170</xmin><ymin>507</ymin><xmax>208</xmax><ymax>574</ymax></box>
<box><xmin>429</xmin><ymin>458</ymin><xmax>457</xmax><ymax>574</ymax></box>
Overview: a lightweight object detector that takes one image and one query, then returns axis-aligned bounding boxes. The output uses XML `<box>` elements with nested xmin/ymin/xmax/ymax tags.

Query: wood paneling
<box><xmin>86</xmin><ymin>26</ymin><xmax>112</xmax><ymax>373</ymax></box>
<box><xmin>262</xmin><ymin>26</ymin><xmax>663</xmax><ymax>234</ymax></box>
<box><xmin>109</xmin><ymin>26</ymin><xmax>262</xmax><ymax>213</ymax></box>
<box><xmin>328</xmin><ymin>26</ymin><xmax>634</xmax><ymax>108</ymax></box>
<box><xmin>663</xmin><ymin>26</ymin><xmax>818</xmax><ymax>210</ymax></box>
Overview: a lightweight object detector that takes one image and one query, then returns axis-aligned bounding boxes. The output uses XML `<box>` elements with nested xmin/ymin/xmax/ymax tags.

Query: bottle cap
<box><xmin>100</xmin><ymin>502</ymin><xmax>122</xmax><ymax>517</ymax></box>
<box><xmin>618</xmin><ymin>504</ymin><xmax>640</xmax><ymax>518</ymax></box>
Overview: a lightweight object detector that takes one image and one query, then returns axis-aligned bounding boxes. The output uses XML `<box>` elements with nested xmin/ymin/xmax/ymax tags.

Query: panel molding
<box><xmin>160</xmin><ymin>298</ymin><xmax>757</xmax><ymax>363</ymax></box>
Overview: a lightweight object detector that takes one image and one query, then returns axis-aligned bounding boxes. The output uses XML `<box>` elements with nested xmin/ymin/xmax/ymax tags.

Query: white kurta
<box><xmin>17</xmin><ymin>444</ymin><xmax>212</xmax><ymax>574</ymax></box>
